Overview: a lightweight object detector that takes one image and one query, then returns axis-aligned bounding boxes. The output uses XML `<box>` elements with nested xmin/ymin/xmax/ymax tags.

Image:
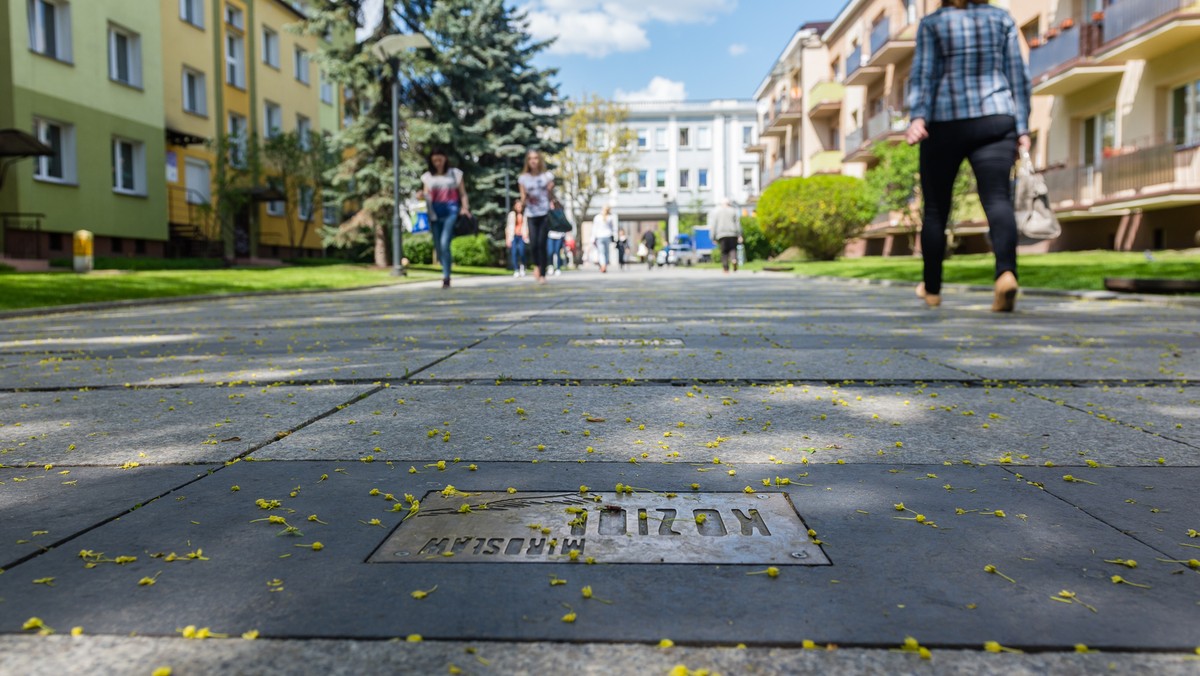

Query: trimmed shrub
<box><xmin>758</xmin><ymin>175</ymin><xmax>878</xmax><ymax>261</ymax></box>
<box><xmin>450</xmin><ymin>234</ymin><xmax>499</xmax><ymax>267</ymax></box>
<box><xmin>740</xmin><ymin>215</ymin><xmax>788</xmax><ymax>262</ymax></box>
<box><xmin>403</xmin><ymin>234</ymin><xmax>434</xmax><ymax>265</ymax></box>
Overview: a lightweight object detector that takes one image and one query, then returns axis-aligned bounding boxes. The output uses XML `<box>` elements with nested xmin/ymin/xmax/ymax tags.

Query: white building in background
<box><xmin>589</xmin><ymin>99</ymin><xmax>758</xmax><ymax>242</ymax></box>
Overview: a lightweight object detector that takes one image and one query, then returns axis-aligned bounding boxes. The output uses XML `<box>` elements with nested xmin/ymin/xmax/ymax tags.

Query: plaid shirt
<box><xmin>907</xmin><ymin>4</ymin><xmax>1032</xmax><ymax>135</ymax></box>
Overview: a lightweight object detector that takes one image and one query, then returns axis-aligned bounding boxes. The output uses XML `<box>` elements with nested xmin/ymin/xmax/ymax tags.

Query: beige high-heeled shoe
<box><xmin>916</xmin><ymin>283</ymin><xmax>941</xmax><ymax>308</ymax></box>
<box><xmin>992</xmin><ymin>271</ymin><xmax>1018</xmax><ymax>312</ymax></box>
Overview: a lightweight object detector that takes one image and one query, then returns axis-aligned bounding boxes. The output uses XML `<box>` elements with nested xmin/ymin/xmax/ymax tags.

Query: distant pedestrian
<box><xmin>418</xmin><ymin>148</ymin><xmax>471</xmax><ymax>289</ymax></box>
<box><xmin>592</xmin><ymin>205</ymin><xmax>616</xmax><ymax>273</ymax></box>
<box><xmin>640</xmin><ymin>229</ymin><xmax>657</xmax><ymax>270</ymax></box>
<box><xmin>517</xmin><ymin>149</ymin><xmax>557</xmax><ymax>283</ymax></box>
<box><xmin>615</xmin><ymin>229</ymin><xmax>629</xmax><ymax>270</ymax></box>
<box><xmin>906</xmin><ymin>0</ymin><xmax>1031</xmax><ymax>311</ymax></box>
<box><xmin>548</xmin><ymin>230</ymin><xmax>566</xmax><ymax>275</ymax></box>
<box><xmin>505</xmin><ymin>198</ymin><xmax>528</xmax><ymax>277</ymax></box>
<box><xmin>709</xmin><ymin>198</ymin><xmax>743</xmax><ymax>273</ymax></box>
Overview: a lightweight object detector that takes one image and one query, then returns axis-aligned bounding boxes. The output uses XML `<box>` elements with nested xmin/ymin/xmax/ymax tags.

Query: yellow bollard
<box><xmin>73</xmin><ymin>230</ymin><xmax>93</xmax><ymax>273</ymax></box>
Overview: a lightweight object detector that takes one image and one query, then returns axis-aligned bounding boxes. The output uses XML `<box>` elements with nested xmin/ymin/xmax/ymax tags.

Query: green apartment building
<box><xmin>1</xmin><ymin>0</ymin><xmax>167</xmax><ymax>260</ymax></box>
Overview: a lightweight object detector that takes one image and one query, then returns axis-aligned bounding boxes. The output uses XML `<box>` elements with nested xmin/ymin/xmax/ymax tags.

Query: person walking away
<box><xmin>906</xmin><ymin>0</ymin><xmax>1031</xmax><ymax>311</ymax></box>
<box><xmin>615</xmin><ymin>229</ymin><xmax>629</xmax><ymax>270</ymax></box>
<box><xmin>592</xmin><ymin>205</ymin><xmax>616</xmax><ymax>273</ymax></box>
<box><xmin>709</xmin><ymin>198</ymin><xmax>743</xmax><ymax>273</ymax></box>
<box><xmin>418</xmin><ymin>149</ymin><xmax>471</xmax><ymax>289</ymax></box>
<box><xmin>505</xmin><ymin>198</ymin><xmax>528</xmax><ymax>277</ymax></box>
<box><xmin>518</xmin><ymin>150</ymin><xmax>558</xmax><ymax>283</ymax></box>
<box><xmin>548</xmin><ymin>230</ymin><xmax>566</xmax><ymax>275</ymax></box>
<box><xmin>640</xmin><ymin>229</ymin><xmax>657</xmax><ymax>270</ymax></box>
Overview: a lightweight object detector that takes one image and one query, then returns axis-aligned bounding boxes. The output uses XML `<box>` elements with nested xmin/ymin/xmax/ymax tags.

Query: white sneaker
<box><xmin>519</xmin><ymin>267</ymin><xmax>526</xmax><ymax>277</ymax></box>
<box><xmin>513</xmin><ymin>271</ymin><xmax>519</xmax><ymax>277</ymax></box>
<box><xmin>553</xmin><ymin>268</ymin><xmax>561</xmax><ymax>276</ymax></box>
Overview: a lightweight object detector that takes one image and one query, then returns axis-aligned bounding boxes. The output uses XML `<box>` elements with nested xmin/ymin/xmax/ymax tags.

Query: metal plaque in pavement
<box><xmin>585</xmin><ymin>316</ymin><xmax>667</xmax><ymax>323</ymax></box>
<box><xmin>369</xmin><ymin>491</ymin><xmax>830</xmax><ymax>565</ymax></box>
<box><xmin>569</xmin><ymin>338</ymin><xmax>684</xmax><ymax>347</ymax></box>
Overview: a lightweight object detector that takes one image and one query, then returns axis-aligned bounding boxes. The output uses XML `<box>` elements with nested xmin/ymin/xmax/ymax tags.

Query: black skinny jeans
<box><xmin>919</xmin><ymin>114</ymin><xmax>1019</xmax><ymax>295</ymax></box>
<box><xmin>528</xmin><ymin>214</ymin><xmax>550</xmax><ymax>277</ymax></box>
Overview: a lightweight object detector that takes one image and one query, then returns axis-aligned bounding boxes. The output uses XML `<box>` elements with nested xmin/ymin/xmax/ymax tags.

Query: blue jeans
<box><xmin>430</xmin><ymin>202</ymin><xmax>458</xmax><ymax>279</ymax></box>
<box><xmin>594</xmin><ymin>238</ymin><xmax>611</xmax><ymax>267</ymax></box>
<box><xmin>547</xmin><ymin>237</ymin><xmax>564</xmax><ymax>270</ymax></box>
<box><xmin>510</xmin><ymin>238</ymin><xmax>526</xmax><ymax>271</ymax></box>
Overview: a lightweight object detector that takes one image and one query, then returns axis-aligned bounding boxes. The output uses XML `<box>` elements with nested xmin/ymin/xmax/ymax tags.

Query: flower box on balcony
<box><xmin>1029</xmin><ymin>37</ymin><xmax>1041</xmax><ymax>47</ymax></box>
<box><xmin>1045</xmin><ymin>28</ymin><xmax>1060</xmax><ymax>39</ymax></box>
<box><xmin>1091</xmin><ymin>10</ymin><xmax>1104</xmax><ymax>21</ymax></box>
<box><xmin>1061</xmin><ymin>18</ymin><xmax>1075</xmax><ymax>29</ymax></box>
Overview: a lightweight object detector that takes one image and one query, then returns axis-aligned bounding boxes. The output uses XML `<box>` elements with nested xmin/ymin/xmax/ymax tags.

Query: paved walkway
<box><xmin>1</xmin><ymin>268</ymin><xmax>1197</xmax><ymax>675</ymax></box>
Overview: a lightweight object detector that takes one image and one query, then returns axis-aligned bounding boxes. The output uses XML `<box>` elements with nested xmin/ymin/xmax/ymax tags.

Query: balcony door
<box><xmin>1171</xmin><ymin>79</ymin><xmax>1200</xmax><ymax>147</ymax></box>
<box><xmin>1082</xmin><ymin>109</ymin><xmax>1115</xmax><ymax>168</ymax></box>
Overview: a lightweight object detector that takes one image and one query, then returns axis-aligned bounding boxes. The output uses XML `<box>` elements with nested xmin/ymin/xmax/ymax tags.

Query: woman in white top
<box><xmin>517</xmin><ymin>150</ymin><xmax>557</xmax><ymax>283</ymax></box>
<box><xmin>591</xmin><ymin>205</ymin><xmax>616</xmax><ymax>273</ymax></box>
<box><xmin>417</xmin><ymin>148</ymin><xmax>471</xmax><ymax>288</ymax></box>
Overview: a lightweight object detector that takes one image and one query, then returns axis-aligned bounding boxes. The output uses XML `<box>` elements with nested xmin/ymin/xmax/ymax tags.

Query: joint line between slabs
<box><xmin>1013</xmin><ymin>387</ymin><xmax>1200</xmax><ymax>452</ymax></box>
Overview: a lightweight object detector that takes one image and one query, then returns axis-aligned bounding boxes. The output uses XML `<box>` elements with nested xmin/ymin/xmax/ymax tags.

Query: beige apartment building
<box><xmin>750</xmin><ymin>0</ymin><xmax>1200</xmax><ymax>257</ymax></box>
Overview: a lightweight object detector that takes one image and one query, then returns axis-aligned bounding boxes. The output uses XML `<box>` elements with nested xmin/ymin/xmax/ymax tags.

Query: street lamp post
<box><xmin>372</xmin><ymin>34</ymin><xmax>433</xmax><ymax>277</ymax></box>
<box><xmin>496</xmin><ymin>144</ymin><xmax>525</xmax><ymax>217</ymax></box>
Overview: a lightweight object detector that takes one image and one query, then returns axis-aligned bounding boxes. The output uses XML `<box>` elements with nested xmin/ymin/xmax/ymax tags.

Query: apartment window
<box><xmin>180</xmin><ymin>0</ymin><xmax>204</xmax><ymax>28</ymax></box>
<box><xmin>228</xmin><ymin>112</ymin><xmax>247</xmax><ymax>165</ymax></box>
<box><xmin>655</xmin><ymin>127</ymin><xmax>667</xmax><ymax>149</ymax></box>
<box><xmin>742</xmin><ymin>167</ymin><xmax>754</xmax><ymax>188</ymax></box>
<box><xmin>299</xmin><ymin>186</ymin><xmax>314</xmax><ymax>220</ymax></box>
<box><xmin>637</xmin><ymin>170</ymin><xmax>648</xmax><ymax>190</ymax></box>
<box><xmin>698</xmin><ymin>169</ymin><xmax>709</xmax><ymax>190</ymax></box>
<box><xmin>297</xmin><ymin>115</ymin><xmax>312</xmax><ymax>149</ymax></box>
<box><xmin>323</xmin><ymin>204</ymin><xmax>339</xmax><ymax>225</ymax></box>
<box><xmin>678</xmin><ymin>127</ymin><xmax>691</xmax><ymax>148</ymax></box>
<box><xmin>264</xmin><ymin>101</ymin><xmax>283</xmax><ymax>138</ymax></box>
<box><xmin>1170</xmin><ymin>79</ymin><xmax>1200</xmax><ymax>147</ymax></box>
<box><xmin>1020</xmin><ymin>19</ymin><xmax>1038</xmax><ymax>48</ymax></box>
<box><xmin>618</xmin><ymin>172</ymin><xmax>632</xmax><ymax>191</ymax></box>
<box><xmin>320</xmin><ymin>71</ymin><xmax>334</xmax><ymax>104</ymax></box>
<box><xmin>905</xmin><ymin>0</ymin><xmax>918</xmax><ymax>25</ymax></box>
<box><xmin>182</xmin><ymin>68</ymin><xmax>206</xmax><ymax>115</ymax></box>
<box><xmin>678</xmin><ymin>169</ymin><xmax>690</xmax><ymax>189</ymax></box>
<box><xmin>697</xmin><ymin>126</ymin><xmax>711</xmax><ymax>150</ymax></box>
<box><xmin>636</xmin><ymin>129</ymin><xmax>648</xmax><ymax>149</ymax></box>
<box><xmin>109</xmin><ymin>25</ymin><xmax>142</xmax><ymax>87</ymax></box>
<box><xmin>27</xmin><ymin>0</ymin><xmax>72</xmax><ymax>62</ymax></box>
<box><xmin>112</xmin><ymin>137</ymin><xmax>146</xmax><ymax>195</ymax></box>
<box><xmin>294</xmin><ymin>47</ymin><xmax>310</xmax><ymax>85</ymax></box>
<box><xmin>226</xmin><ymin>33</ymin><xmax>245</xmax><ymax>88</ymax></box>
<box><xmin>655</xmin><ymin>169</ymin><xmax>666</xmax><ymax>189</ymax></box>
<box><xmin>32</xmin><ymin>117</ymin><xmax>75</xmax><ymax>183</ymax></box>
<box><xmin>1082</xmin><ymin>109</ymin><xmax>1115</xmax><ymax>167</ymax></box>
<box><xmin>266</xmin><ymin>199</ymin><xmax>284</xmax><ymax>216</ymax></box>
<box><xmin>742</xmin><ymin>125</ymin><xmax>753</xmax><ymax>146</ymax></box>
<box><xmin>224</xmin><ymin>4</ymin><xmax>243</xmax><ymax>29</ymax></box>
<box><xmin>262</xmin><ymin>27</ymin><xmax>280</xmax><ymax>68</ymax></box>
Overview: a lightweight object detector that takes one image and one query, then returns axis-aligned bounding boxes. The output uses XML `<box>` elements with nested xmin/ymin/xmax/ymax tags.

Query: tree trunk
<box><xmin>374</xmin><ymin>221</ymin><xmax>387</xmax><ymax>267</ymax></box>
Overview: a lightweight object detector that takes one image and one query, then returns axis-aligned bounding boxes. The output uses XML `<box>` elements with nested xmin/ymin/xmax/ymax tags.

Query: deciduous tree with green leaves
<box><xmin>552</xmin><ymin>95</ymin><xmax>637</xmax><ymax>233</ymax></box>
<box><xmin>867</xmin><ymin>142</ymin><xmax>981</xmax><ymax>254</ymax></box>
<box><xmin>262</xmin><ymin>130</ymin><xmax>337</xmax><ymax>252</ymax></box>
<box><xmin>758</xmin><ymin>175</ymin><xmax>877</xmax><ymax>261</ymax></box>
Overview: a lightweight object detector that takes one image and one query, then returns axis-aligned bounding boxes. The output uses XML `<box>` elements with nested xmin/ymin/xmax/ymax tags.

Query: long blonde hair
<box><xmin>522</xmin><ymin>150</ymin><xmax>544</xmax><ymax>175</ymax></box>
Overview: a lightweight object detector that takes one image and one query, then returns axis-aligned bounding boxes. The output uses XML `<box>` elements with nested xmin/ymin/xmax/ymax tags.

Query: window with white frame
<box><xmin>294</xmin><ymin>47</ymin><xmax>310</xmax><ymax>84</ymax></box>
<box><xmin>742</xmin><ymin>125</ymin><xmax>753</xmax><ymax>146</ymax></box>
<box><xmin>182</xmin><ymin>68</ymin><xmax>207</xmax><ymax>115</ymax></box>
<box><xmin>697</xmin><ymin>126</ymin><xmax>711</xmax><ymax>149</ymax></box>
<box><xmin>678</xmin><ymin>169</ymin><xmax>690</xmax><ymax>189</ymax></box>
<box><xmin>678</xmin><ymin>127</ymin><xmax>690</xmax><ymax>148</ymax></box>
<box><xmin>637</xmin><ymin>170</ymin><xmax>648</xmax><ymax>189</ymax></box>
<box><xmin>266</xmin><ymin>199</ymin><xmax>284</xmax><ymax>216</ymax></box>
<box><xmin>112</xmin><ymin>137</ymin><xmax>146</xmax><ymax>195</ymax></box>
<box><xmin>227</xmin><ymin>112</ymin><xmax>247</xmax><ymax>165</ymax></box>
<box><xmin>27</xmin><ymin>0</ymin><xmax>72</xmax><ymax>62</ymax></box>
<box><xmin>108</xmin><ymin>24</ymin><xmax>142</xmax><ymax>87</ymax></box>
<box><xmin>264</xmin><ymin>101</ymin><xmax>283</xmax><ymax>138</ymax></box>
<box><xmin>742</xmin><ymin>167</ymin><xmax>753</xmax><ymax>188</ymax></box>
<box><xmin>618</xmin><ymin>172</ymin><xmax>632</xmax><ymax>191</ymax></box>
<box><xmin>655</xmin><ymin>169</ymin><xmax>666</xmax><ymax>189</ymax></box>
<box><xmin>180</xmin><ymin>0</ymin><xmax>204</xmax><ymax>28</ymax></box>
<box><xmin>323</xmin><ymin>203</ymin><xmax>339</xmax><ymax>225</ymax></box>
<box><xmin>698</xmin><ymin>168</ymin><xmax>709</xmax><ymax>190</ymax></box>
<box><xmin>1170</xmin><ymin>79</ymin><xmax>1200</xmax><ymax>147</ymax></box>
<box><xmin>224</xmin><ymin>3</ymin><xmax>243</xmax><ymax>29</ymax></box>
<box><xmin>320</xmin><ymin>71</ymin><xmax>333</xmax><ymax>104</ymax></box>
<box><xmin>1082</xmin><ymin>108</ymin><xmax>1115</xmax><ymax>167</ymax></box>
<box><xmin>655</xmin><ymin>127</ymin><xmax>667</xmax><ymax>149</ymax></box>
<box><xmin>262</xmin><ymin>26</ymin><xmax>280</xmax><ymax>68</ymax></box>
<box><xmin>299</xmin><ymin>186</ymin><xmax>314</xmax><ymax>220</ymax></box>
<box><xmin>297</xmin><ymin>115</ymin><xmax>312</xmax><ymax>149</ymax></box>
<box><xmin>32</xmin><ymin>117</ymin><xmax>75</xmax><ymax>183</ymax></box>
<box><xmin>226</xmin><ymin>33</ymin><xmax>245</xmax><ymax>88</ymax></box>
<box><xmin>636</xmin><ymin>129</ymin><xmax>648</xmax><ymax>149</ymax></box>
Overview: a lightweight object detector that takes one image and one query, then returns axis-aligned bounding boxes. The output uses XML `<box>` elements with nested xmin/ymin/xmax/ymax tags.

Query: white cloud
<box><xmin>728</xmin><ymin>43</ymin><xmax>747</xmax><ymax>57</ymax></box>
<box><xmin>614</xmin><ymin>76</ymin><xmax>687</xmax><ymax>102</ymax></box>
<box><xmin>523</xmin><ymin>0</ymin><xmax>736</xmax><ymax>57</ymax></box>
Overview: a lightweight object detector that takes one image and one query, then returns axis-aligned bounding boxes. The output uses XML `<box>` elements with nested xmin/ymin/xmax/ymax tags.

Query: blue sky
<box><xmin>514</xmin><ymin>1</ymin><xmax>840</xmax><ymax>102</ymax></box>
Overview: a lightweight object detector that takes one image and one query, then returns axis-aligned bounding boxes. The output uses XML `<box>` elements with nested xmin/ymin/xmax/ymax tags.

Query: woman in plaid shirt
<box><xmin>906</xmin><ymin>0</ymin><xmax>1032</xmax><ymax>312</ymax></box>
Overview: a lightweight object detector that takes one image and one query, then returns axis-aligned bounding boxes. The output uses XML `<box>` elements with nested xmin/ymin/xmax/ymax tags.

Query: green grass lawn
<box><xmin>0</xmin><ymin>263</ymin><xmax>509</xmax><ymax>312</ymax></box>
<box><xmin>711</xmin><ymin>250</ymin><xmax>1199</xmax><ymax>291</ymax></box>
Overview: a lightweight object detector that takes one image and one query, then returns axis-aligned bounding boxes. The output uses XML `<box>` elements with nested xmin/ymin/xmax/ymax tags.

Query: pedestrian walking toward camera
<box><xmin>592</xmin><ymin>205</ymin><xmax>616</xmax><ymax>273</ymax></box>
<box><xmin>518</xmin><ymin>150</ymin><xmax>557</xmax><ymax>283</ymax></box>
<box><xmin>906</xmin><ymin>0</ymin><xmax>1031</xmax><ymax>311</ymax></box>
<box><xmin>418</xmin><ymin>148</ymin><xmax>471</xmax><ymax>289</ymax></box>
<box><xmin>505</xmin><ymin>198</ymin><xmax>528</xmax><ymax>277</ymax></box>
<box><xmin>615</xmin><ymin>229</ymin><xmax>629</xmax><ymax>270</ymax></box>
<box><xmin>640</xmin><ymin>229</ymin><xmax>657</xmax><ymax>270</ymax></box>
<box><xmin>709</xmin><ymin>198</ymin><xmax>743</xmax><ymax>273</ymax></box>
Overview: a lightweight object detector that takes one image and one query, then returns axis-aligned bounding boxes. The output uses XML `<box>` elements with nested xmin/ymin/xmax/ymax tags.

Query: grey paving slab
<box><xmin>0</xmin><ymin>464</ymin><xmax>213</xmax><ymax>570</ymax></box>
<box><xmin>0</xmin><ymin>385</ymin><xmax>375</xmax><ymax>466</ymax></box>
<box><xmin>915</xmin><ymin>347</ymin><xmax>1200</xmax><ymax>381</ymax></box>
<box><xmin>257</xmin><ymin>384</ymin><xmax>1188</xmax><ymax>467</ymax></box>
<box><xmin>0</xmin><ymin>462</ymin><xmax>1196</xmax><ymax>649</ymax></box>
<box><xmin>1018</xmin><ymin>466</ymin><xmax>1200</xmax><ymax>559</ymax></box>
<box><xmin>1037</xmin><ymin>384</ymin><xmax>1200</xmax><ymax>448</ymax></box>
<box><xmin>2</xmin><ymin>636</ymin><xmax>1198</xmax><ymax>676</ymax></box>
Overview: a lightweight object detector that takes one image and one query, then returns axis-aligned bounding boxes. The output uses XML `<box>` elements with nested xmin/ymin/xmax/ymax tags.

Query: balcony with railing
<box><xmin>867</xmin><ymin>16</ymin><xmax>917</xmax><ymax>67</ymax></box>
<box><xmin>1095</xmin><ymin>0</ymin><xmax>1200</xmax><ymax>62</ymax></box>
<box><xmin>1029</xmin><ymin>19</ymin><xmax>1122</xmax><ymax>96</ymax></box>
<box><xmin>845</xmin><ymin>127</ymin><xmax>864</xmax><ymax>155</ymax></box>
<box><xmin>762</xmin><ymin>159</ymin><xmax>786</xmax><ymax>186</ymax></box>
<box><xmin>807</xmin><ymin>80</ymin><xmax>844</xmax><ymax>119</ymax></box>
<box><xmin>844</xmin><ymin>42</ymin><xmax>884</xmax><ymax>87</ymax></box>
<box><xmin>808</xmin><ymin>150</ymin><xmax>845</xmax><ymax>175</ymax></box>
<box><xmin>1042</xmin><ymin>141</ymin><xmax>1200</xmax><ymax>214</ymax></box>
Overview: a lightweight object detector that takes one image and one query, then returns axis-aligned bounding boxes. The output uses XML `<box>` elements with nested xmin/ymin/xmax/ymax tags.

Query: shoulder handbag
<box><xmin>1014</xmin><ymin>150</ymin><xmax>1061</xmax><ymax>240</ymax></box>
<box><xmin>547</xmin><ymin>208</ymin><xmax>572</xmax><ymax>233</ymax></box>
<box><xmin>453</xmin><ymin>213</ymin><xmax>478</xmax><ymax>238</ymax></box>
